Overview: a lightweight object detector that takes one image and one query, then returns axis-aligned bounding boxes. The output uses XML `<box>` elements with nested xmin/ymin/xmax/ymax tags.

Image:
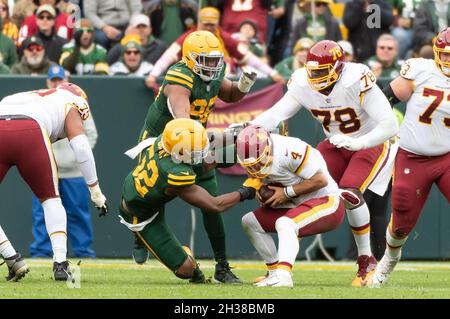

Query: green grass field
<box><xmin>1</xmin><ymin>259</ymin><xmax>450</xmax><ymax>299</ymax></box>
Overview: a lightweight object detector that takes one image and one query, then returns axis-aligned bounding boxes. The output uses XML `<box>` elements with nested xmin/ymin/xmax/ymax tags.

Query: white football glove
<box><xmin>89</xmin><ymin>183</ymin><xmax>108</xmax><ymax>217</ymax></box>
<box><xmin>224</xmin><ymin>122</ymin><xmax>250</xmax><ymax>137</ymax></box>
<box><xmin>329</xmin><ymin>134</ymin><xmax>365</xmax><ymax>151</ymax></box>
<box><xmin>237</xmin><ymin>69</ymin><xmax>258</xmax><ymax>93</ymax></box>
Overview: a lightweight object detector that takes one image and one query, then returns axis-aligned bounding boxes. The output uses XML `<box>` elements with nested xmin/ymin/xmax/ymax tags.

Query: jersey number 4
<box><xmin>420</xmin><ymin>88</ymin><xmax>450</xmax><ymax>127</ymax></box>
<box><xmin>311</xmin><ymin>108</ymin><xmax>361</xmax><ymax>134</ymax></box>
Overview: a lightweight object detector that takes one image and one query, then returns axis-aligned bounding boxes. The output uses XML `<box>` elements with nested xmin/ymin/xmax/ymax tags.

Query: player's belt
<box><xmin>0</xmin><ymin>115</ymin><xmax>32</xmax><ymax>120</ymax></box>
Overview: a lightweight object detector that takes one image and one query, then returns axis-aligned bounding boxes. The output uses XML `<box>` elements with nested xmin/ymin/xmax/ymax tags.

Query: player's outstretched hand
<box><xmin>329</xmin><ymin>134</ymin><xmax>364</xmax><ymax>151</ymax></box>
<box><xmin>89</xmin><ymin>183</ymin><xmax>108</xmax><ymax>217</ymax></box>
<box><xmin>224</xmin><ymin>122</ymin><xmax>249</xmax><ymax>138</ymax></box>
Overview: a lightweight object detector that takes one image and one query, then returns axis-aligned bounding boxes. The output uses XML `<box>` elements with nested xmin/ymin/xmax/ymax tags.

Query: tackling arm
<box><xmin>168</xmin><ymin>181</ymin><xmax>256</xmax><ymax>213</ymax></box>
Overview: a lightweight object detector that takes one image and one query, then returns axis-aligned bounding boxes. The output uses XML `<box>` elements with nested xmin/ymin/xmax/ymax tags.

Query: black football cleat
<box><xmin>1</xmin><ymin>252</ymin><xmax>29</xmax><ymax>282</ymax></box>
<box><xmin>53</xmin><ymin>261</ymin><xmax>72</xmax><ymax>281</ymax></box>
<box><xmin>214</xmin><ymin>261</ymin><xmax>242</xmax><ymax>284</ymax></box>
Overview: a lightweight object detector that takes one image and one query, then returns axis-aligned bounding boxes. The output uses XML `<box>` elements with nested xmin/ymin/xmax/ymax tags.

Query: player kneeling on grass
<box><xmin>237</xmin><ymin>125</ymin><xmax>358</xmax><ymax>288</ymax></box>
<box><xmin>119</xmin><ymin>118</ymin><xmax>258</xmax><ymax>282</ymax></box>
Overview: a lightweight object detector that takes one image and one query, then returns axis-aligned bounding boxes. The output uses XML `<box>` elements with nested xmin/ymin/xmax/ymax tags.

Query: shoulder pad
<box><xmin>165</xmin><ymin>64</ymin><xmax>195</xmax><ymax>90</ymax></box>
<box><xmin>399</xmin><ymin>58</ymin><xmax>431</xmax><ymax>80</ymax></box>
<box><xmin>341</xmin><ymin>63</ymin><xmax>376</xmax><ymax>93</ymax></box>
<box><xmin>288</xmin><ymin>68</ymin><xmax>308</xmax><ymax>90</ymax></box>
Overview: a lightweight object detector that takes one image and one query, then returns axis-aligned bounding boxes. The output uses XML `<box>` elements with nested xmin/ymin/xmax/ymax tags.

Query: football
<box><xmin>258</xmin><ymin>185</ymin><xmax>275</xmax><ymax>202</ymax></box>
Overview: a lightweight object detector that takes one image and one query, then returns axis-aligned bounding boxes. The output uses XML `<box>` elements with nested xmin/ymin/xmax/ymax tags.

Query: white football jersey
<box><xmin>286</xmin><ymin>63</ymin><xmax>378</xmax><ymax>138</ymax></box>
<box><xmin>260</xmin><ymin>134</ymin><xmax>339</xmax><ymax>209</ymax></box>
<box><xmin>398</xmin><ymin>58</ymin><xmax>450</xmax><ymax>156</ymax></box>
<box><xmin>0</xmin><ymin>88</ymin><xmax>90</xmax><ymax>143</ymax></box>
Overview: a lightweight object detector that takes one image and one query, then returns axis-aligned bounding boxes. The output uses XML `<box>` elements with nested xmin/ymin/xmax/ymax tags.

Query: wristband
<box><xmin>284</xmin><ymin>186</ymin><xmax>297</xmax><ymax>199</ymax></box>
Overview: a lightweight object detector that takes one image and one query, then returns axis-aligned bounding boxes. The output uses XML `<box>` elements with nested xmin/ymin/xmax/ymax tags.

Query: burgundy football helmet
<box><xmin>305</xmin><ymin>40</ymin><xmax>345</xmax><ymax>91</ymax></box>
<box><xmin>236</xmin><ymin>125</ymin><xmax>272</xmax><ymax>178</ymax></box>
<box><xmin>433</xmin><ymin>28</ymin><xmax>450</xmax><ymax>76</ymax></box>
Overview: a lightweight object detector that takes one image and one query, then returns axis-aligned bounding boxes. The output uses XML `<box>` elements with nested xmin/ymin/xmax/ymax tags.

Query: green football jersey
<box><xmin>60</xmin><ymin>42</ymin><xmax>108</xmax><ymax>75</ymax></box>
<box><xmin>142</xmin><ymin>61</ymin><xmax>225</xmax><ymax>138</ymax></box>
<box><xmin>122</xmin><ymin>136</ymin><xmax>197</xmax><ymax>219</ymax></box>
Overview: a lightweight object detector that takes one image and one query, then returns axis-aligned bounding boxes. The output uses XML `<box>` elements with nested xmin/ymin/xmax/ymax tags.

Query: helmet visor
<box><xmin>306</xmin><ymin>62</ymin><xmax>338</xmax><ymax>90</ymax></box>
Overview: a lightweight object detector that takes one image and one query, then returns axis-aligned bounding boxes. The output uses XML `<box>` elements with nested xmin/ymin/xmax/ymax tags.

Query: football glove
<box><xmin>329</xmin><ymin>134</ymin><xmax>365</xmax><ymax>151</ymax></box>
<box><xmin>88</xmin><ymin>184</ymin><xmax>108</xmax><ymax>217</ymax></box>
<box><xmin>224</xmin><ymin>122</ymin><xmax>250</xmax><ymax>138</ymax></box>
<box><xmin>237</xmin><ymin>69</ymin><xmax>258</xmax><ymax>93</ymax></box>
<box><xmin>236</xmin><ymin>186</ymin><xmax>256</xmax><ymax>202</ymax></box>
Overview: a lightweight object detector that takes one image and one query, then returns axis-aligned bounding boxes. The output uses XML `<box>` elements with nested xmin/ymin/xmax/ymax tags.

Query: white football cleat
<box><xmin>368</xmin><ymin>253</ymin><xmax>400</xmax><ymax>288</ymax></box>
<box><xmin>255</xmin><ymin>269</ymin><xmax>293</xmax><ymax>288</ymax></box>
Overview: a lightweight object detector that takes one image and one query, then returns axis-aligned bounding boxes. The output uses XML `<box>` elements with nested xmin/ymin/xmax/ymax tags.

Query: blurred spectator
<box><xmin>1</xmin><ymin>0</ymin><xmax>18</xmax><ymax>44</ymax></box>
<box><xmin>30</xmin><ymin>65</ymin><xmax>98</xmax><ymax>259</ymax></box>
<box><xmin>108</xmin><ymin>14</ymin><xmax>167</xmax><ymax>66</ymax></box>
<box><xmin>60</xmin><ymin>19</ymin><xmax>109</xmax><ymax>75</ymax></box>
<box><xmin>289</xmin><ymin>0</ymin><xmax>341</xmax><ymax>53</ymax></box>
<box><xmin>212</xmin><ymin>0</ymin><xmax>276</xmax><ymax>43</ymax></box>
<box><xmin>267</xmin><ymin>0</ymin><xmax>286</xmax><ymax>44</ymax></box>
<box><xmin>391</xmin><ymin>0</ymin><xmax>421</xmax><ymax>59</ymax></box>
<box><xmin>32</xmin><ymin>5</ymin><xmax>67</xmax><ymax>63</ymax></box>
<box><xmin>274</xmin><ymin>37</ymin><xmax>313</xmax><ymax>78</ymax></box>
<box><xmin>145</xmin><ymin>0</ymin><xmax>197</xmax><ymax>46</ymax></box>
<box><xmin>344</xmin><ymin>0</ymin><xmax>394</xmax><ymax>62</ymax></box>
<box><xmin>110</xmin><ymin>40</ymin><xmax>154</xmax><ymax>76</ymax></box>
<box><xmin>145</xmin><ymin>6</ymin><xmax>285</xmax><ymax>88</ymax></box>
<box><xmin>11</xmin><ymin>0</ymin><xmax>35</xmax><ymax>28</ymax></box>
<box><xmin>267</xmin><ymin>0</ymin><xmax>296</xmax><ymax>65</ymax></box>
<box><xmin>413</xmin><ymin>0</ymin><xmax>450</xmax><ymax>53</ymax></box>
<box><xmin>84</xmin><ymin>0</ymin><xmax>143</xmax><ymax>50</ymax></box>
<box><xmin>0</xmin><ymin>59</ymin><xmax>9</xmax><ymax>73</ymax></box>
<box><xmin>0</xmin><ymin>16</ymin><xmax>17</xmax><ymax>68</ymax></box>
<box><xmin>419</xmin><ymin>44</ymin><xmax>434</xmax><ymax>59</ymax></box>
<box><xmin>338</xmin><ymin>40</ymin><xmax>355</xmax><ymax>62</ymax></box>
<box><xmin>364</xmin><ymin>34</ymin><xmax>401</xmax><ymax>79</ymax></box>
<box><xmin>232</xmin><ymin>20</ymin><xmax>267</xmax><ymax>58</ymax></box>
<box><xmin>11</xmin><ymin>36</ymin><xmax>55</xmax><ymax>74</ymax></box>
<box><xmin>18</xmin><ymin>0</ymin><xmax>74</xmax><ymax>45</ymax></box>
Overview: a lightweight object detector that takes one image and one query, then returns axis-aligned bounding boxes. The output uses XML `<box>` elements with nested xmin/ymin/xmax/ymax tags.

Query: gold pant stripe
<box><xmin>50</xmin><ymin>231</ymin><xmax>67</xmax><ymax>237</ymax></box>
<box><xmin>360</xmin><ymin>141</ymin><xmax>389</xmax><ymax>193</ymax></box>
<box><xmin>351</xmin><ymin>226</ymin><xmax>370</xmax><ymax>236</ymax></box>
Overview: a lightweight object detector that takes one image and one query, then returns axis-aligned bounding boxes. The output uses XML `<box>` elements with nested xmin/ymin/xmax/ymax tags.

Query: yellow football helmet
<box><xmin>162</xmin><ymin>118</ymin><xmax>209</xmax><ymax>165</ymax></box>
<box><xmin>182</xmin><ymin>30</ymin><xmax>224</xmax><ymax>82</ymax></box>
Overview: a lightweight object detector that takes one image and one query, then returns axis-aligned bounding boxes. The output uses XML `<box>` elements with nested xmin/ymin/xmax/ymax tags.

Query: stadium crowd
<box><xmin>0</xmin><ymin>0</ymin><xmax>440</xmax><ymax>81</ymax></box>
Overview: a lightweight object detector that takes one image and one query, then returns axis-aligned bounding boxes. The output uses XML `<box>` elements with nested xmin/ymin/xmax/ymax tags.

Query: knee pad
<box><xmin>392</xmin><ymin>184</ymin><xmax>414</xmax><ymax>212</ymax></box>
<box><xmin>41</xmin><ymin>197</ymin><xmax>67</xmax><ymax>235</ymax></box>
<box><xmin>241</xmin><ymin>212</ymin><xmax>263</xmax><ymax>233</ymax></box>
<box><xmin>275</xmin><ymin>217</ymin><xmax>297</xmax><ymax>235</ymax></box>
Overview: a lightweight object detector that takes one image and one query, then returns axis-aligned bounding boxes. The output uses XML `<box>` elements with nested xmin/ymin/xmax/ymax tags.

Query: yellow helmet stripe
<box><xmin>168</xmin><ymin>173</ymin><xmax>196</xmax><ymax>181</ymax></box>
<box><xmin>166</xmin><ymin>76</ymin><xmax>193</xmax><ymax>89</ymax></box>
<box><xmin>168</xmin><ymin>179</ymin><xmax>195</xmax><ymax>186</ymax></box>
<box><xmin>167</xmin><ymin>71</ymin><xmax>194</xmax><ymax>83</ymax></box>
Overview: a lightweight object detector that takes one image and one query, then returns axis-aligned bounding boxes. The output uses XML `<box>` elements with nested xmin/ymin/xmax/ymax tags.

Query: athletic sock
<box><xmin>0</xmin><ymin>226</ymin><xmax>16</xmax><ymax>259</ymax></box>
<box><xmin>346</xmin><ymin>203</ymin><xmax>372</xmax><ymax>256</ymax></box>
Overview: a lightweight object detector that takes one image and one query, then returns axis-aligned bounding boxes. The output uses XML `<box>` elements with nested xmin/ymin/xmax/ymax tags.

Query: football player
<box><xmin>237</xmin><ymin>125</ymin><xmax>355</xmax><ymax>287</ymax></box>
<box><xmin>369</xmin><ymin>28</ymin><xmax>450</xmax><ymax>287</ymax></box>
<box><xmin>229</xmin><ymin>40</ymin><xmax>399</xmax><ymax>286</ymax></box>
<box><xmin>119</xmin><ymin>118</ymin><xmax>257</xmax><ymax>281</ymax></box>
<box><xmin>133</xmin><ymin>30</ymin><xmax>257</xmax><ymax>284</ymax></box>
<box><xmin>0</xmin><ymin>83</ymin><xmax>108</xmax><ymax>281</ymax></box>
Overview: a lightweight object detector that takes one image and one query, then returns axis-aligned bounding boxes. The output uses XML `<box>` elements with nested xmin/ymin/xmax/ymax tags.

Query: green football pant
<box><xmin>119</xmin><ymin>206</ymin><xmax>188</xmax><ymax>274</ymax></box>
<box><xmin>195</xmin><ymin>168</ymin><xmax>227</xmax><ymax>263</ymax></box>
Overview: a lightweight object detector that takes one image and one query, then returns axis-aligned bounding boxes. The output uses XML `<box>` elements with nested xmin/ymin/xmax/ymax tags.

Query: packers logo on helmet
<box><xmin>162</xmin><ymin>118</ymin><xmax>209</xmax><ymax>165</ymax></box>
<box><xmin>182</xmin><ymin>31</ymin><xmax>224</xmax><ymax>82</ymax></box>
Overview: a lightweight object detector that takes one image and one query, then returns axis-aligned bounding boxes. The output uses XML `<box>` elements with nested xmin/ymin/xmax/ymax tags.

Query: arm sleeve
<box><xmin>69</xmin><ymin>134</ymin><xmax>98</xmax><ymax>185</ymax></box>
<box><xmin>357</xmin><ymin>85</ymin><xmax>399</xmax><ymax>148</ymax></box>
<box><xmin>251</xmin><ymin>83</ymin><xmax>303</xmax><ymax>130</ymax></box>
